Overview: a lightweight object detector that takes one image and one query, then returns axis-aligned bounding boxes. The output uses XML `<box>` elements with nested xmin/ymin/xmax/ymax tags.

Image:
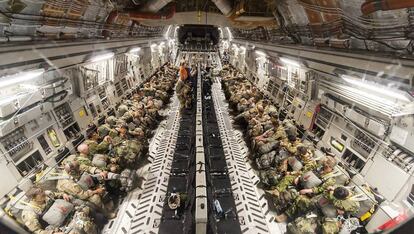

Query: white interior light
<box><xmin>165</xmin><ymin>25</ymin><xmax>172</xmax><ymax>39</ymax></box>
<box><xmin>226</xmin><ymin>27</ymin><xmax>233</xmax><ymax>41</ymax></box>
<box><xmin>0</xmin><ymin>69</ymin><xmax>45</xmax><ymax>88</ymax></box>
<box><xmin>174</xmin><ymin>26</ymin><xmax>179</xmax><ymax>38</ymax></box>
<box><xmin>90</xmin><ymin>52</ymin><xmax>114</xmax><ymax>63</ymax></box>
<box><xmin>240</xmin><ymin>46</ymin><xmax>246</xmax><ymax>54</ymax></box>
<box><xmin>342</xmin><ymin>75</ymin><xmax>411</xmax><ymax>102</ymax></box>
<box><xmin>20</xmin><ymin>84</ymin><xmax>39</xmax><ymax>90</ymax></box>
<box><xmin>129</xmin><ymin>47</ymin><xmax>141</xmax><ymax>53</ymax></box>
<box><xmin>255</xmin><ymin>50</ymin><xmax>266</xmax><ymax>57</ymax></box>
<box><xmin>280</xmin><ymin>57</ymin><xmax>300</xmax><ymax>67</ymax></box>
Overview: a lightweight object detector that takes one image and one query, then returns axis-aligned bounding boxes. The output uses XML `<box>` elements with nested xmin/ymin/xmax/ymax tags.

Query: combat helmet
<box><xmin>97</xmin><ymin>125</ymin><xmax>110</xmax><ymax>138</ymax></box>
<box><xmin>118</xmin><ymin>104</ymin><xmax>129</xmax><ymax>116</ymax></box>
<box><xmin>106</xmin><ymin>116</ymin><xmax>117</xmax><ymax>127</ymax></box>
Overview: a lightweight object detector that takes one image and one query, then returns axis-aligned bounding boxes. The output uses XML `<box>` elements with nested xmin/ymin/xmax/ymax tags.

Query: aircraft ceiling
<box><xmin>0</xmin><ymin>0</ymin><xmax>412</xmax><ymax>54</ymax></box>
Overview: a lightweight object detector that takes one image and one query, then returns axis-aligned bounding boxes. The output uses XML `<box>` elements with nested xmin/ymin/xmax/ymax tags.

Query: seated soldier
<box><xmin>272</xmin><ymin>156</ymin><xmax>338</xmax><ymax>219</ymax></box>
<box><xmin>265</xmin><ymin>145</ymin><xmax>317</xmax><ymax>200</ymax></box>
<box><xmin>75</xmin><ymin>144</ymin><xmax>107</xmax><ymax>175</ymax></box>
<box><xmin>275</xmin><ymin>186</ymin><xmax>360</xmax><ymax>226</ymax></box>
<box><xmin>117</xmin><ymin>104</ymin><xmax>129</xmax><ymax>118</ymax></box>
<box><xmin>56</xmin><ymin>161</ymin><xmax>116</xmax><ymax>219</ymax></box>
<box><xmin>21</xmin><ymin>186</ymin><xmax>68</xmax><ymax>234</ymax></box>
<box><xmin>99</xmin><ymin>116</ymin><xmax>119</xmax><ymax>139</ymax></box>
<box><xmin>144</xmin><ymin>96</ymin><xmax>159</xmax><ymax>117</ymax></box>
<box><xmin>22</xmin><ymin>186</ymin><xmax>97</xmax><ymax>234</ymax></box>
<box><xmin>84</xmin><ymin>129</ymin><xmax>111</xmax><ymax>155</ymax></box>
<box><xmin>280</xmin><ymin>134</ymin><xmax>302</xmax><ymax>155</ymax></box>
<box><xmin>278</xmin><ymin>145</ymin><xmax>316</xmax><ymax>175</ymax></box>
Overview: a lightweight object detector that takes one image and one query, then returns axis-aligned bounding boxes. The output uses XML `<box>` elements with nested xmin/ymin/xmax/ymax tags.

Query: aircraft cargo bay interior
<box><xmin>0</xmin><ymin>0</ymin><xmax>413</xmax><ymax>234</ymax></box>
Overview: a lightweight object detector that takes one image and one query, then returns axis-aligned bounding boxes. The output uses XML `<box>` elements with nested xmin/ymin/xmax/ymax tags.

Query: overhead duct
<box><xmin>103</xmin><ymin>4</ymin><xmax>175</xmax><ymax>37</ymax></box>
<box><xmin>140</xmin><ymin>0</ymin><xmax>173</xmax><ymax>13</ymax></box>
<box><xmin>212</xmin><ymin>0</ymin><xmax>277</xmax><ymax>28</ymax></box>
<box><xmin>129</xmin><ymin>4</ymin><xmax>175</xmax><ymax>20</ymax></box>
<box><xmin>361</xmin><ymin>0</ymin><xmax>414</xmax><ymax>15</ymax></box>
<box><xmin>211</xmin><ymin>0</ymin><xmax>233</xmax><ymax>16</ymax></box>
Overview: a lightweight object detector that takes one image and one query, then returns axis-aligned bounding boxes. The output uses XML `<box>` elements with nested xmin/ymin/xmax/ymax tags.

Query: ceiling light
<box><xmin>129</xmin><ymin>47</ymin><xmax>141</xmax><ymax>53</ymax></box>
<box><xmin>342</xmin><ymin>75</ymin><xmax>410</xmax><ymax>102</ymax></box>
<box><xmin>255</xmin><ymin>50</ymin><xmax>266</xmax><ymax>56</ymax></box>
<box><xmin>280</xmin><ymin>57</ymin><xmax>300</xmax><ymax>67</ymax></box>
<box><xmin>90</xmin><ymin>52</ymin><xmax>114</xmax><ymax>63</ymax></box>
<box><xmin>0</xmin><ymin>69</ymin><xmax>45</xmax><ymax>88</ymax></box>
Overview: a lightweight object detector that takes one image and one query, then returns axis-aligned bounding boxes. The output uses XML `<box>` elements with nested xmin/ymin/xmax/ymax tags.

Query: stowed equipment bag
<box><xmin>300</xmin><ymin>171</ymin><xmax>323</xmax><ymax>189</ymax></box>
<box><xmin>42</xmin><ymin>199</ymin><xmax>74</xmax><ymax>227</ymax></box>
<box><xmin>92</xmin><ymin>154</ymin><xmax>108</xmax><ymax>168</ymax></box>
<box><xmin>77</xmin><ymin>172</ymin><xmax>98</xmax><ymax>191</ymax></box>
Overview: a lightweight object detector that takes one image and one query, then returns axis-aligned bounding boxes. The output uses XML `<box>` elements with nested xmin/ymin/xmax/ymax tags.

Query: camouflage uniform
<box><xmin>56</xmin><ymin>173</ymin><xmax>103</xmax><ymax>208</ymax></box>
<box><xmin>285</xmin><ymin>188</ymin><xmax>360</xmax><ymax>223</ymax></box>
<box><xmin>67</xmin><ymin>210</ymin><xmax>97</xmax><ymax>234</ymax></box>
<box><xmin>284</xmin><ymin>194</ymin><xmax>317</xmax><ymax>219</ymax></box>
<box><xmin>259</xmin><ymin>169</ymin><xmax>279</xmax><ymax>189</ymax></box>
<box><xmin>75</xmin><ymin>154</ymin><xmax>101</xmax><ymax>174</ymax></box>
<box><xmin>281</xmin><ymin>138</ymin><xmax>302</xmax><ymax>155</ymax></box>
<box><xmin>327</xmin><ymin>191</ymin><xmax>360</xmax><ymax>215</ymax></box>
<box><xmin>21</xmin><ymin>199</ymin><xmax>54</xmax><ymax>234</ymax></box>
<box><xmin>84</xmin><ymin>139</ymin><xmax>110</xmax><ymax>155</ymax></box>
<box><xmin>321</xmin><ymin>218</ymin><xmax>340</xmax><ymax>234</ymax></box>
<box><xmin>176</xmin><ymin>80</ymin><xmax>191</xmax><ymax>109</ymax></box>
<box><xmin>98</xmin><ymin>125</ymin><xmax>118</xmax><ymax>139</ymax></box>
<box><xmin>286</xmin><ymin>215</ymin><xmax>318</xmax><ymax>234</ymax></box>
<box><xmin>115</xmin><ymin>140</ymin><xmax>143</xmax><ymax>165</ymax></box>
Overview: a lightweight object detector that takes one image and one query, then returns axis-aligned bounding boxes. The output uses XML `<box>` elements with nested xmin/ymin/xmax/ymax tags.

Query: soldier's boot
<box><xmin>274</xmin><ymin>213</ymin><xmax>288</xmax><ymax>223</ymax></box>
